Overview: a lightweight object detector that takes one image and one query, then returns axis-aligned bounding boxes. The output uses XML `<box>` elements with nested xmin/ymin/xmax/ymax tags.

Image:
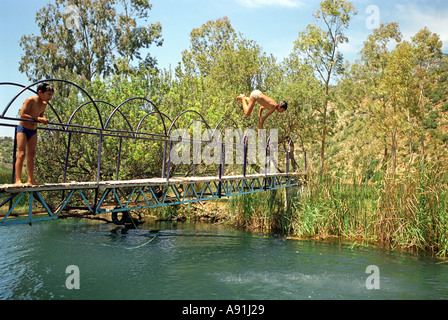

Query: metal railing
<box><xmin>0</xmin><ymin>79</ymin><xmax>307</xmax><ymax>186</ymax></box>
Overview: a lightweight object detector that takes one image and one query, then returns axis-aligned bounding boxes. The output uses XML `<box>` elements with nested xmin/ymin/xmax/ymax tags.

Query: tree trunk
<box><xmin>320</xmin><ymin>87</ymin><xmax>329</xmax><ymax>175</ymax></box>
<box><xmin>391</xmin><ymin>126</ymin><xmax>397</xmax><ymax>175</ymax></box>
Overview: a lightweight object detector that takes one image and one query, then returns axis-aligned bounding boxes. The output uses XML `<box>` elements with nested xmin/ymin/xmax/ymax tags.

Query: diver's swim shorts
<box><xmin>250</xmin><ymin>90</ymin><xmax>261</xmax><ymax>100</ymax></box>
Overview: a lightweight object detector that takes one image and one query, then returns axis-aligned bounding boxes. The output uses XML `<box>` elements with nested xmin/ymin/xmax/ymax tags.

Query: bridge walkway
<box><xmin>0</xmin><ymin>172</ymin><xmax>305</xmax><ymax>226</ymax></box>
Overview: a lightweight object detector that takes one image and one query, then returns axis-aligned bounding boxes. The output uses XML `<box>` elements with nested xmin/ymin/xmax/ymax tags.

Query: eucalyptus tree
<box><xmin>358</xmin><ymin>23</ymin><xmax>444</xmax><ymax>173</ymax></box>
<box><xmin>382</xmin><ymin>40</ymin><xmax>418</xmax><ymax>173</ymax></box>
<box><xmin>358</xmin><ymin>22</ymin><xmax>402</xmax><ymax>172</ymax></box>
<box><xmin>290</xmin><ymin>0</ymin><xmax>357</xmax><ymax>174</ymax></box>
<box><xmin>174</xmin><ymin>17</ymin><xmax>278</xmax><ymax>127</ymax></box>
<box><xmin>19</xmin><ymin>0</ymin><xmax>163</xmax><ymax>82</ymax></box>
<box><xmin>411</xmin><ymin>28</ymin><xmax>443</xmax><ymax>169</ymax></box>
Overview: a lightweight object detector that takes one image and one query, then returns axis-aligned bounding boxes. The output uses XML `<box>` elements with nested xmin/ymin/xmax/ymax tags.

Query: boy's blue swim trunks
<box><xmin>17</xmin><ymin>125</ymin><xmax>37</xmax><ymax>139</ymax></box>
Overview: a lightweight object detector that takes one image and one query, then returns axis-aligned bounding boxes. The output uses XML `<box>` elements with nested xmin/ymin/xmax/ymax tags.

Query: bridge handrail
<box><xmin>0</xmin><ymin>80</ymin><xmax>308</xmax><ymax>185</ymax></box>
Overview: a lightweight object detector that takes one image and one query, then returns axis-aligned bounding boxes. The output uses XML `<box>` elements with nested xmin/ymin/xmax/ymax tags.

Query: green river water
<box><xmin>0</xmin><ymin>219</ymin><xmax>446</xmax><ymax>300</ymax></box>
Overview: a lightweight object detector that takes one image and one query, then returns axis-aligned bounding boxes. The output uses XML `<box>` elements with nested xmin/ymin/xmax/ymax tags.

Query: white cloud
<box><xmin>236</xmin><ymin>0</ymin><xmax>304</xmax><ymax>8</ymax></box>
<box><xmin>394</xmin><ymin>4</ymin><xmax>448</xmax><ymax>51</ymax></box>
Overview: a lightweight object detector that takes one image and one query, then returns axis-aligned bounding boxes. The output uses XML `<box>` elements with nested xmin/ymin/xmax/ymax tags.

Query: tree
<box><xmin>411</xmin><ymin>28</ymin><xmax>443</xmax><ymax>169</ymax></box>
<box><xmin>357</xmin><ymin>24</ymin><xmax>444</xmax><ymax>174</ymax></box>
<box><xmin>291</xmin><ymin>0</ymin><xmax>357</xmax><ymax>174</ymax></box>
<box><xmin>282</xmin><ymin>53</ymin><xmax>322</xmax><ymax>173</ymax></box>
<box><xmin>382</xmin><ymin>41</ymin><xmax>417</xmax><ymax>173</ymax></box>
<box><xmin>175</xmin><ymin>17</ymin><xmax>275</xmax><ymax>126</ymax></box>
<box><xmin>19</xmin><ymin>0</ymin><xmax>163</xmax><ymax>82</ymax></box>
<box><xmin>358</xmin><ymin>22</ymin><xmax>402</xmax><ymax>172</ymax></box>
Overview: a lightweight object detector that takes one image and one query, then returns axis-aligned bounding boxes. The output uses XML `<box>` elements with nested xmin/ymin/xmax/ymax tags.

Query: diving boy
<box><xmin>236</xmin><ymin>90</ymin><xmax>287</xmax><ymax>129</ymax></box>
<box><xmin>15</xmin><ymin>82</ymin><xmax>53</xmax><ymax>186</ymax></box>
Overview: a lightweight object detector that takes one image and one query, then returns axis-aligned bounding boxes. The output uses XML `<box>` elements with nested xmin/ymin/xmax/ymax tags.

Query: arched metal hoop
<box><xmin>0</xmin><ymin>79</ymin><xmax>307</xmax><ymax>182</ymax></box>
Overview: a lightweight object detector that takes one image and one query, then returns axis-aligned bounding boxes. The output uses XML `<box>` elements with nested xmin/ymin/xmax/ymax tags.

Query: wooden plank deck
<box><xmin>0</xmin><ymin>172</ymin><xmax>305</xmax><ymax>193</ymax></box>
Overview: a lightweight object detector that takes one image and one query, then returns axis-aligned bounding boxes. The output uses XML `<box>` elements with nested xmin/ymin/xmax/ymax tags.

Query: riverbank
<box><xmin>291</xmin><ymin>171</ymin><xmax>448</xmax><ymax>258</ymax></box>
<box><xmin>142</xmin><ymin>170</ymin><xmax>448</xmax><ymax>258</ymax></box>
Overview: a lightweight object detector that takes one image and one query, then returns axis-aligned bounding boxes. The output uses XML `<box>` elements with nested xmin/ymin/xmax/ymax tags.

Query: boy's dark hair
<box><xmin>279</xmin><ymin>101</ymin><xmax>288</xmax><ymax>110</ymax></box>
<box><xmin>37</xmin><ymin>82</ymin><xmax>55</xmax><ymax>93</ymax></box>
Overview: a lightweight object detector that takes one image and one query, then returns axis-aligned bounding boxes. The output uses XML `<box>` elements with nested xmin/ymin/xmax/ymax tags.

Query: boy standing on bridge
<box><xmin>236</xmin><ymin>90</ymin><xmax>287</xmax><ymax>129</ymax></box>
<box><xmin>15</xmin><ymin>83</ymin><xmax>53</xmax><ymax>186</ymax></box>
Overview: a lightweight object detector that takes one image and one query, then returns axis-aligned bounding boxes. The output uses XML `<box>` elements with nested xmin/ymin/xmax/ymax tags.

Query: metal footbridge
<box><xmin>0</xmin><ymin>80</ymin><xmax>307</xmax><ymax>226</ymax></box>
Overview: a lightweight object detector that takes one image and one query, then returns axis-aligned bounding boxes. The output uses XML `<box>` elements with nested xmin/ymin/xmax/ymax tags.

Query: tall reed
<box><xmin>290</xmin><ymin>165</ymin><xmax>448</xmax><ymax>257</ymax></box>
<box><xmin>375</xmin><ymin>166</ymin><xmax>448</xmax><ymax>256</ymax></box>
<box><xmin>290</xmin><ymin>174</ymin><xmax>378</xmax><ymax>240</ymax></box>
<box><xmin>228</xmin><ymin>189</ymin><xmax>287</xmax><ymax>232</ymax></box>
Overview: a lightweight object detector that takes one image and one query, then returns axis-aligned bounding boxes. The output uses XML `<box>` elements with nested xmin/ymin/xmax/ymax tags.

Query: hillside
<box><xmin>326</xmin><ymin>60</ymin><xmax>448</xmax><ymax>180</ymax></box>
<box><xmin>0</xmin><ymin>136</ymin><xmax>14</xmax><ymax>166</ymax></box>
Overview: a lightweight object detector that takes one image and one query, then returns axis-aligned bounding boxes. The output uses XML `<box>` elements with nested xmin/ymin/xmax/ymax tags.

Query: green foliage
<box><xmin>174</xmin><ymin>17</ymin><xmax>277</xmax><ymax>129</ymax></box>
<box><xmin>19</xmin><ymin>0</ymin><xmax>163</xmax><ymax>81</ymax></box>
<box><xmin>0</xmin><ymin>137</ymin><xmax>14</xmax><ymax>165</ymax></box>
<box><xmin>290</xmin><ymin>0</ymin><xmax>357</xmax><ymax>173</ymax></box>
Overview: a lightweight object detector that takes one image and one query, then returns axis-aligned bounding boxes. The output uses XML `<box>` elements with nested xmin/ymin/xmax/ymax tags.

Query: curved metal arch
<box><xmin>264</xmin><ymin>130</ymin><xmax>280</xmax><ymax>170</ymax></box>
<box><xmin>167</xmin><ymin>118</ymin><xmax>205</xmax><ymax>142</ymax></box>
<box><xmin>210</xmin><ymin>117</ymin><xmax>240</xmax><ymax>142</ymax></box>
<box><xmin>180</xmin><ymin>119</ymin><xmax>211</xmax><ymax>141</ymax></box>
<box><xmin>287</xmin><ymin>133</ymin><xmax>306</xmax><ymax>151</ymax></box>
<box><xmin>1</xmin><ymin>79</ymin><xmax>99</xmax><ymax>126</ymax></box>
<box><xmin>105</xmin><ymin>97</ymin><xmax>167</xmax><ymax>135</ymax></box>
<box><xmin>265</xmin><ymin>130</ymin><xmax>279</xmax><ymax>149</ymax></box>
<box><xmin>241</xmin><ymin>124</ymin><xmax>257</xmax><ymax>145</ymax></box>
<box><xmin>214</xmin><ymin>117</ymin><xmax>239</xmax><ymax>130</ymax></box>
<box><xmin>67</xmin><ymin>100</ymin><xmax>133</xmax><ymax>132</ymax></box>
<box><xmin>136</xmin><ymin>111</ymin><xmax>174</xmax><ymax>134</ymax></box>
<box><xmin>167</xmin><ymin>109</ymin><xmax>211</xmax><ymax>137</ymax></box>
<box><xmin>0</xmin><ymin>82</ymin><xmax>64</xmax><ymax>124</ymax></box>
<box><xmin>214</xmin><ymin>123</ymin><xmax>242</xmax><ymax>143</ymax></box>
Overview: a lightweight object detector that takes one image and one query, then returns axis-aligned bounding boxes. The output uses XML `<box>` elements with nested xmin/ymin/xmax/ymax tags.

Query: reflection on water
<box><xmin>0</xmin><ymin>219</ymin><xmax>447</xmax><ymax>300</ymax></box>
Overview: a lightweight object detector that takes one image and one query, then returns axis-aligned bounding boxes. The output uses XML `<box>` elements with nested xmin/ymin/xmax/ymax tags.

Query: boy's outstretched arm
<box><xmin>258</xmin><ymin>107</ymin><xmax>275</xmax><ymax>129</ymax></box>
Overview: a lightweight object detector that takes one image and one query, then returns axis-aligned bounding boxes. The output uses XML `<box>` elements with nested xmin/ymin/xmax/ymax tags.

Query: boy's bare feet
<box><xmin>26</xmin><ymin>181</ymin><xmax>44</xmax><ymax>186</ymax></box>
<box><xmin>236</xmin><ymin>94</ymin><xmax>245</xmax><ymax>101</ymax></box>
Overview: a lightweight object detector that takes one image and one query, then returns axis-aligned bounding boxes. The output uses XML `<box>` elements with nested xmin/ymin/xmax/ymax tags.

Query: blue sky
<box><xmin>0</xmin><ymin>0</ymin><xmax>448</xmax><ymax>137</ymax></box>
